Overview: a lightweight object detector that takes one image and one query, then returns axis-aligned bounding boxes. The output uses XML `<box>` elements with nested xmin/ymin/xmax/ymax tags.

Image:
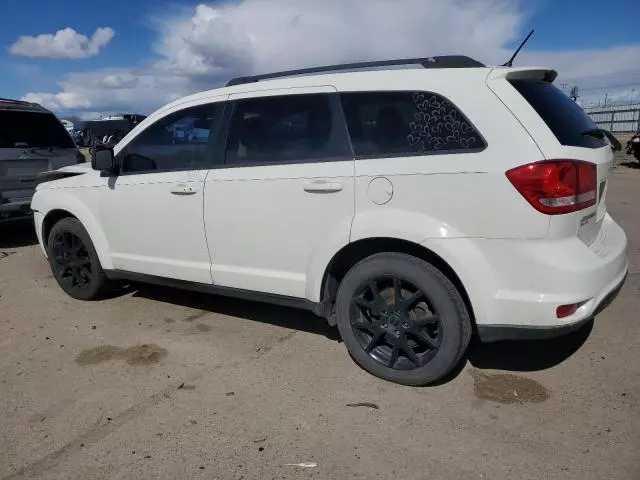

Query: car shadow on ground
<box><xmin>0</xmin><ymin>219</ymin><xmax>38</xmax><ymax>249</ymax></box>
<box><xmin>619</xmin><ymin>160</ymin><xmax>640</xmax><ymax>169</ymax></box>
<box><xmin>131</xmin><ymin>284</ymin><xmax>341</xmax><ymax>342</ymax></box>
<box><xmin>467</xmin><ymin>320</ymin><xmax>593</xmax><ymax>372</ymax></box>
<box><xmin>129</xmin><ymin>283</ymin><xmax>594</xmax><ymax>381</ymax></box>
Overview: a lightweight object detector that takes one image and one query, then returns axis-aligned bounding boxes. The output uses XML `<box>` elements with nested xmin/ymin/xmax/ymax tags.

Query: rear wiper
<box><xmin>582</xmin><ymin>128</ymin><xmax>621</xmax><ymax>152</ymax></box>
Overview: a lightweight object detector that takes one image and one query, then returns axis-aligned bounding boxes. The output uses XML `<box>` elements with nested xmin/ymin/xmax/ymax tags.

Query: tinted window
<box><xmin>340</xmin><ymin>92</ymin><xmax>486</xmax><ymax>157</ymax></box>
<box><xmin>225</xmin><ymin>94</ymin><xmax>351</xmax><ymax>165</ymax></box>
<box><xmin>0</xmin><ymin>111</ymin><xmax>74</xmax><ymax>149</ymax></box>
<box><xmin>122</xmin><ymin>104</ymin><xmax>218</xmax><ymax>173</ymax></box>
<box><xmin>510</xmin><ymin>80</ymin><xmax>606</xmax><ymax>149</ymax></box>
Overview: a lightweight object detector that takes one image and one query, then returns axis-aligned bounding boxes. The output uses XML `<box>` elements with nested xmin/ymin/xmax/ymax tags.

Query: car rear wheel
<box><xmin>335</xmin><ymin>253</ymin><xmax>471</xmax><ymax>386</ymax></box>
<box><xmin>47</xmin><ymin>217</ymin><xmax>110</xmax><ymax>300</ymax></box>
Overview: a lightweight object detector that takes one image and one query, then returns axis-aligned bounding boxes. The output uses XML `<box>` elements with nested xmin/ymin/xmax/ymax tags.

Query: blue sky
<box><xmin>1</xmin><ymin>0</ymin><xmax>639</xmax><ymax>117</ymax></box>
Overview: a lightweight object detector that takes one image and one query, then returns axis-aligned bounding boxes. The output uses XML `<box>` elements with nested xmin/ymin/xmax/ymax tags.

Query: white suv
<box><xmin>31</xmin><ymin>56</ymin><xmax>628</xmax><ymax>386</ymax></box>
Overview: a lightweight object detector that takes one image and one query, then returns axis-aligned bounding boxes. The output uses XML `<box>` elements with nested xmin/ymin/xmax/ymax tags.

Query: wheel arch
<box><xmin>319</xmin><ymin>237</ymin><xmax>475</xmax><ymax>327</ymax></box>
<box><xmin>42</xmin><ymin>209</ymin><xmax>79</xmax><ymax>247</ymax></box>
<box><xmin>38</xmin><ymin>194</ymin><xmax>113</xmax><ymax>270</ymax></box>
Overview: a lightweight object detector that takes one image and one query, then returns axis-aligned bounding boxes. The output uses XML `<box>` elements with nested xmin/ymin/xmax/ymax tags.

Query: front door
<box><xmin>100</xmin><ymin>101</ymin><xmax>223</xmax><ymax>284</ymax></box>
<box><xmin>204</xmin><ymin>88</ymin><xmax>355</xmax><ymax>299</ymax></box>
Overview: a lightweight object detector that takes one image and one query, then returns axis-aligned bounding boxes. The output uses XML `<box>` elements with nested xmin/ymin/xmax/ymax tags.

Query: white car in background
<box><xmin>31</xmin><ymin>56</ymin><xmax>628</xmax><ymax>385</ymax></box>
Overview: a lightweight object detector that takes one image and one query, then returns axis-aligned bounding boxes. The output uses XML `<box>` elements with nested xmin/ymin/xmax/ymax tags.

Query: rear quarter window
<box><xmin>509</xmin><ymin>80</ymin><xmax>607</xmax><ymax>149</ymax></box>
<box><xmin>340</xmin><ymin>91</ymin><xmax>486</xmax><ymax>158</ymax></box>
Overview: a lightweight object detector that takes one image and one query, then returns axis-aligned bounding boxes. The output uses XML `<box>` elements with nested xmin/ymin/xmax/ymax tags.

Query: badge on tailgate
<box><xmin>580</xmin><ymin>212</ymin><xmax>596</xmax><ymax>226</ymax></box>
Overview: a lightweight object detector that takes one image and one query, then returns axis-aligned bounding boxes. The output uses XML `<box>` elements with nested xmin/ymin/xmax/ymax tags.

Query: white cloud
<box><xmin>101</xmin><ymin>73</ymin><xmax>139</xmax><ymax>89</ymax></box>
<box><xmin>518</xmin><ymin>45</ymin><xmax>640</xmax><ymax>104</ymax></box>
<box><xmin>22</xmin><ymin>68</ymin><xmax>188</xmax><ymax>113</ymax></box>
<box><xmin>22</xmin><ymin>91</ymin><xmax>91</xmax><ymax>110</ymax></box>
<box><xmin>9</xmin><ymin>27</ymin><xmax>114</xmax><ymax>59</ymax></box>
<box><xmin>18</xmin><ymin>1</ymin><xmax>640</xmax><ymax>116</ymax></box>
<box><xmin>152</xmin><ymin>0</ymin><xmax>521</xmax><ymax>78</ymax></box>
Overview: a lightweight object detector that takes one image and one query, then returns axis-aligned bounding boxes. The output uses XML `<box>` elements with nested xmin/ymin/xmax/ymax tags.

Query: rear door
<box><xmin>488</xmin><ymin>69</ymin><xmax>612</xmax><ymax>245</ymax></box>
<box><xmin>204</xmin><ymin>88</ymin><xmax>355</xmax><ymax>299</ymax></box>
<box><xmin>0</xmin><ymin>109</ymin><xmax>77</xmax><ymax>213</ymax></box>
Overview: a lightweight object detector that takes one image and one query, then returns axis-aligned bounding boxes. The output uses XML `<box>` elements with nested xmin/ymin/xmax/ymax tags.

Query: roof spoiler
<box><xmin>488</xmin><ymin>68</ymin><xmax>558</xmax><ymax>83</ymax></box>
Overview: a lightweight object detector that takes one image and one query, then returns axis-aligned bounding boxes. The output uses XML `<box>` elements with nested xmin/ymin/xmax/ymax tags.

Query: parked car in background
<box><xmin>31</xmin><ymin>57</ymin><xmax>628</xmax><ymax>385</ymax></box>
<box><xmin>0</xmin><ymin>98</ymin><xmax>83</xmax><ymax>222</ymax></box>
<box><xmin>82</xmin><ymin>114</ymin><xmax>147</xmax><ymax>147</ymax></box>
<box><xmin>626</xmin><ymin>131</ymin><xmax>640</xmax><ymax>161</ymax></box>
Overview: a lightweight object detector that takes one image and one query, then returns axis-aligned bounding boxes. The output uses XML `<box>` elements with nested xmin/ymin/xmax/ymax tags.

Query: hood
<box><xmin>57</xmin><ymin>162</ymin><xmax>93</xmax><ymax>173</ymax></box>
<box><xmin>36</xmin><ymin>162</ymin><xmax>99</xmax><ymax>190</ymax></box>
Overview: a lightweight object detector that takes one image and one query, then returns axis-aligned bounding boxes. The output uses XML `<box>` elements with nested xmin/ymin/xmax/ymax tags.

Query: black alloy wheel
<box><xmin>350</xmin><ymin>276</ymin><xmax>442</xmax><ymax>370</ymax></box>
<box><xmin>51</xmin><ymin>230</ymin><xmax>93</xmax><ymax>290</ymax></box>
<box><xmin>47</xmin><ymin>217</ymin><xmax>110</xmax><ymax>300</ymax></box>
<box><xmin>335</xmin><ymin>253</ymin><xmax>471</xmax><ymax>386</ymax></box>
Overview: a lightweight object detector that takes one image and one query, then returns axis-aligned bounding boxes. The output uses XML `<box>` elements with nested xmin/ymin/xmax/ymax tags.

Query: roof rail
<box><xmin>0</xmin><ymin>97</ymin><xmax>29</xmax><ymax>104</ymax></box>
<box><xmin>226</xmin><ymin>55</ymin><xmax>485</xmax><ymax>87</ymax></box>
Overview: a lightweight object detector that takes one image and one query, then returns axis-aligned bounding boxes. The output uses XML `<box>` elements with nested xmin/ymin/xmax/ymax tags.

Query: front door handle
<box><xmin>170</xmin><ymin>184</ymin><xmax>198</xmax><ymax>196</ymax></box>
<box><xmin>303</xmin><ymin>180</ymin><xmax>343</xmax><ymax>193</ymax></box>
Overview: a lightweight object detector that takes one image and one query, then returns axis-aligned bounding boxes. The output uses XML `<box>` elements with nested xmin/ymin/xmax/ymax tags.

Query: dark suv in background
<box><xmin>0</xmin><ymin>98</ymin><xmax>81</xmax><ymax>222</ymax></box>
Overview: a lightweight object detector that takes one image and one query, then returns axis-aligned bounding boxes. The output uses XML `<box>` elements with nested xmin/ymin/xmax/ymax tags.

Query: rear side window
<box><xmin>340</xmin><ymin>91</ymin><xmax>486</xmax><ymax>158</ymax></box>
<box><xmin>0</xmin><ymin>111</ymin><xmax>74</xmax><ymax>149</ymax></box>
<box><xmin>509</xmin><ymin>80</ymin><xmax>606</xmax><ymax>149</ymax></box>
<box><xmin>225</xmin><ymin>94</ymin><xmax>351</xmax><ymax>165</ymax></box>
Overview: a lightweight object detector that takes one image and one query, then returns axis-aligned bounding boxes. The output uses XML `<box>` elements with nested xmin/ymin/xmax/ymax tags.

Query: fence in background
<box><xmin>582</xmin><ymin>103</ymin><xmax>640</xmax><ymax>133</ymax></box>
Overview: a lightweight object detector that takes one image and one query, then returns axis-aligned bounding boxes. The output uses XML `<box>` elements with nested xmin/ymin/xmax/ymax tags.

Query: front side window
<box><xmin>122</xmin><ymin>104</ymin><xmax>218</xmax><ymax>173</ymax></box>
<box><xmin>225</xmin><ymin>94</ymin><xmax>351</xmax><ymax>165</ymax></box>
<box><xmin>340</xmin><ymin>91</ymin><xmax>486</xmax><ymax>157</ymax></box>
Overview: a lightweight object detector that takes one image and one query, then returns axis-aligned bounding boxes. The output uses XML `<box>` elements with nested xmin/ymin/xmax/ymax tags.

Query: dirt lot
<box><xmin>1</xmin><ymin>155</ymin><xmax>639</xmax><ymax>480</ymax></box>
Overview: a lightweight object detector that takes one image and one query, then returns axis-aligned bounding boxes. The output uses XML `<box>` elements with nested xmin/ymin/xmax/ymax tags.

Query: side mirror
<box><xmin>91</xmin><ymin>145</ymin><xmax>117</xmax><ymax>174</ymax></box>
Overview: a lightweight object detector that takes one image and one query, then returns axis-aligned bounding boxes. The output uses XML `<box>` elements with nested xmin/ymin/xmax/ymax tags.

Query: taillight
<box><xmin>506</xmin><ymin>160</ymin><xmax>597</xmax><ymax>215</ymax></box>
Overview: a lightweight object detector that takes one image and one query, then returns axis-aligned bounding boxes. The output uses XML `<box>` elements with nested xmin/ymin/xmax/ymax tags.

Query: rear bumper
<box><xmin>477</xmin><ymin>270</ymin><xmax>626</xmax><ymax>342</ymax></box>
<box><xmin>426</xmin><ymin>213</ymin><xmax>628</xmax><ymax>340</ymax></box>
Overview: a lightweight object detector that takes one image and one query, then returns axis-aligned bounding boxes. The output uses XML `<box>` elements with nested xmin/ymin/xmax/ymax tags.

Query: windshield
<box><xmin>509</xmin><ymin>80</ymin><xmax>607</xmax><ymax>149</ymax></box>
<box><xmin>0</xmin><ymin>111</ymin><xmax>75</xmax><ymax>149</ymax></box>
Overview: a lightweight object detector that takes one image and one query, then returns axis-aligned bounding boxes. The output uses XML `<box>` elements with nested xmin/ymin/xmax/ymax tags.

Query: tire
<box><xmin>335</xmin><ymin>253</ymin><xmax>471</xmax><ymax>386</ymax></box>
<box><xmin>634</xmin><ymin>148</ymin><xmax>640</xmax><ymax>161</ymax></box>
<box><xmin>47</xmin><ymin>217</ymin><xmax>111</xmax><ymax>300</ymax></box>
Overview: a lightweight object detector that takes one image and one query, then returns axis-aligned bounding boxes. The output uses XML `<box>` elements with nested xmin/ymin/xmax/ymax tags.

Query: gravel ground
<box><xmin>1</xmin><ymin>153</ymin><xmax>639</xmax><ymax>480</ymax></box>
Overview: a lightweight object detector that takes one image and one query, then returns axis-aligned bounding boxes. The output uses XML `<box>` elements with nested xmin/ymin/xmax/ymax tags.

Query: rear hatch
<box><xmin>487</xmin><ymin>68</ymin><xmax>613</xmax><ymax>246</ymax></box>
<box><xmin>0</xmin><ymin>110</ymin><xmax>78</xmax><ymax>208</ymax></box>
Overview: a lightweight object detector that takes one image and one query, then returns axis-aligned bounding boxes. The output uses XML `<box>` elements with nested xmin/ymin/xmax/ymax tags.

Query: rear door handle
<box><xmin>170</xmin><ymin>184</ymin><xmax>198</xmax><ymax>196</ymax></box>
<box><xmin>303</xmin><ymin>180</ymin><xmax>343</xmax><ymax>193</ymax></box>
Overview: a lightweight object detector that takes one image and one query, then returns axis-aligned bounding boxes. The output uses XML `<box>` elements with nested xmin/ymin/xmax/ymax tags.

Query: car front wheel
<box><xmin>335</xmin><ymin>252</ymin><xmax>471</xmax><ymax>386</ymax></box>
<box><xmin>47</xmin><ymin>217</ymin><xmax>110</xmax><ymax>300</ymax></box>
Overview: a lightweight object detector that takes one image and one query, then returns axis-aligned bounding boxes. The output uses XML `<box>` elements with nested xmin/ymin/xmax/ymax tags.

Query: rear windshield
<box><xmin>509</xmin><ymin>80</ymin><xmax>606</xmax><ymax>149</ymax></box>
<box><xmin>0</xmin><ymin>111</ymin><xmax>74</xmax><ymax>149</ymax></box>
